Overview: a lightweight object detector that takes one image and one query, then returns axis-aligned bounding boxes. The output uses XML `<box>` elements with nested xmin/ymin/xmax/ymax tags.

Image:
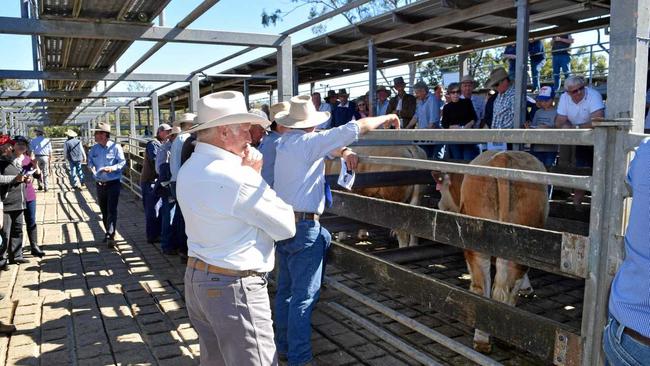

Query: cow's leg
<box><xmin>464</xmin><ymin>250</ymin><xmax>492</xmax><ymax>353</ymax></box>
<box><xmin>395</xmin><ymin>230</ymin><xmax>409</xmax><ymax>248</ymax></box>
<box><xmin>493</xmin><ymin>258</ymin><xmax>528</xmax><ymax>306</ymax></box>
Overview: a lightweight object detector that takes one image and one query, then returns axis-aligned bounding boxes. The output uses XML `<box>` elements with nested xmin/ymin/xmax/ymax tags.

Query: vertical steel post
<box><xmin>115</xmin><ymin>109</ymin><xmax>121</xmax><ymax>137</ymax></box>
<box><xmin>189</xmin><ymin>75</ymin><xmax>200</xmax><ymax>113</ymax></box>
<box><xmin>310</xmin><ymin>82</ymin><xmax>315</xmax><ymax>96</ymax></box>
<box><xmin>86</xmin><ymin>120</ymin><xmax>91</xmax><ymax>142</ymax></box>
<box><xmin>243</xmin><ymin>80</ymin><xmax>250</xmax><ymax>108</ymax></box>
<box><xmin>9</xmin><ymin>113</ymin><xmax>15</xmax><ymax>136</ymax></box>
<box><xmin>292</xmin><ymin>65</ymin><xmax>299</xmax><ymax>96</ymax></box>
<box><xmin>606</xmin><ymin>0</ymin><xmax>649</xmax><ymax>133</ymax></box>
<box><xmin>170</xmin><ymin>98</ymin><xmax>175</xmax><ymax>122</ymax></box>
<box><xmin>513</xmin><ymin>0</ymin><xmax>529</xmax><ymax>130</ymax></box>
<box><xmin>129</xmin><ymin>101</ymin><xmax>136</xmax><ymax>137</ymax></box>
<box><xmin>276</xmin><ymin>38</ymin><xmax>293</xmax><ymax>102</ymax></box>
<box><xmin>151</xmin><ymin>92</ymin><xmax>160</xmax><ymax>132</ymax></box>
<box><xmin>1</xmin><ymin>110</ymin><xmax>6</xmax><ymax>135</ymax></box>
<box><xmin>368</xmin><ymin>38</ymin><xmax>377</xmax><ymax>117</ymax></box>
<box><xmin>588</xmin><ymin>45</ymin><xmax>594</xmax><ymax>86</ymax></box>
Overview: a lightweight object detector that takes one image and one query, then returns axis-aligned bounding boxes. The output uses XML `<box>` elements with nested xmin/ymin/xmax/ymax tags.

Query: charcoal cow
<box><xmin>433</xmin><ymin>150</ymin><xmax>548</xmax><ymax>353</ymax></box>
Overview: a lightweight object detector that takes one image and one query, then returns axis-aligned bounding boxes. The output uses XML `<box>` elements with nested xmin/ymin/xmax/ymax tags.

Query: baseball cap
<box><xmin>158</xmin><ymin>123</ymin><xmax>172</xmax><ymax>132</ymax></box>
<box><xmin>536</xmin><ymin>86</ymin><xmax>555</xmax><ymax>101</ymax></box>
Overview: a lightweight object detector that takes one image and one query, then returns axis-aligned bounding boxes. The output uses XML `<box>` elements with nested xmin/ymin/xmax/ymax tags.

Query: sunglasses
<box><xmin>449</xmin><ymin>90</ymin><xmax>460</xmax><ymax>94</ymax></box>
<box><xmin>568</xmin><ymin>86</ymin><xmax>585</xmax><ymax>95</ymax></box>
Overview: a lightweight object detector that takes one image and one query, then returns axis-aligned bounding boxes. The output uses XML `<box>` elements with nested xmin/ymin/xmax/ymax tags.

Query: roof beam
<box><xmin>0</xmin><ymin>101</ymin><xmax>128</xmax><ymax>108</ymax></box>
<box><xmin>0</xmin><ymin>69</ymin><xmax>195</xmax><ymax>82</ymax></box>
<box><xmin>0</xmin><ymin>16</ymin><xmax>283</xmax><ymax>47</ymax></box>
<box><xmin>0</xmin><ymin>90</ymin><xmax>150</xmax><ymax>99</ymax></box>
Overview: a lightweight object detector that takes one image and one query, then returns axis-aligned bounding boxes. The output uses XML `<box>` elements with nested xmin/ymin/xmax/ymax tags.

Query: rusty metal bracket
<box><xmin>560</xmin><ymin>233</ymin><xmax>589</xmax><ymax>278</ymax></box>
<box><xmin>553</xmin><ymin>330</ymin><xmax>582</xmax><ymax>366</ymax></box>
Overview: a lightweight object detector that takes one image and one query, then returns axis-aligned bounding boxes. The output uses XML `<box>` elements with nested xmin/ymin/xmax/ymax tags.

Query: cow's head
<box><xmin>431</xmin><ymin>171</ymin><xmax>462</xmax><ymax>213</ymax></box>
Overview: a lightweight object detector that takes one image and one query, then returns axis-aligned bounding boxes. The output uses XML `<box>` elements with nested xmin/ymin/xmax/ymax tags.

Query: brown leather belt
<box><xmin>187</xmin><ymin>257</ymin><xmax>265</xmax><ymax>277</ymax></box>
<box><xmin>624</xmin><ymin>328</ymin><xmax>650</xmax><ymax>347</ymax></box>
<box><xmin>295</xmin><ymin>212</ymin><xmax>319</xmax><ymax>222</ymax></box>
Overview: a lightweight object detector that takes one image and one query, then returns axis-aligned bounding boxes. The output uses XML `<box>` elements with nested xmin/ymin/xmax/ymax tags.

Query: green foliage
<box><xmin>39</xmin><ymin>126</ymin><xmax>81</xmax><ymax>138</ymax></box>
<box><xmin>418</xmin><ymin>49</ymin><xmax>508</xmax><ymax>88</ymax></box>
<box><xmin>0</xmin><ymin>79</ymin><xmax>31</xmax><ymax>90</ymax></box>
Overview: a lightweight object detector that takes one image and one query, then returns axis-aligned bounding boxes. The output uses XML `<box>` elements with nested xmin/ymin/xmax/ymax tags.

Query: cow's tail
<box><xmin>490</xmin><ymin>152</ymin><xmax>511</xmax><ymax>222</ymax></box>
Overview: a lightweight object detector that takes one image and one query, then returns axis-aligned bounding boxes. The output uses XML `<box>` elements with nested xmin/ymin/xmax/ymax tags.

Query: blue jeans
<box><xmin>508</xmin><ymin>59</ymin><xmax>516</xmax><ymax>81</ymax></box>
<box><xmin>553</xmin><ymin>54</ymin><xmax>571</xmax><ymax>90</ymax></box>
<box><xmin>24</xmin><ymin>200</ymin><xmax>37</xmax><ymax>246</ymax></box>
<box><xmin>531</xmin><ymin>151</ymin><xmax>557</xmax><ymax>167</ymax></box>
<box><xmin>530</xmin><ymin>57</ymin><xmax>545</xmax><ymax>91</ymax></box>
<box><xmin>603</xmin><ymin>314</ymin><xmax>650</xmax><ymax>366</ymax></box>
<box><xmin>140</xmin><ymin>182</ymin><xmax>161</xmax><ymax>242</ymax></box>
<box><xmin>160</xmin><ymin>199</ymin><xmax>174</xmax><ymax>252</ymax></box>
<box><xmin>169</xmin><ymin>182</ymin><xmax>187</xmax><ymax>253</ymax></box>
<box><xmin>68</xmin><ymin>160</ymin><xmax>84</xmax><ymax>186</ymax></box>
<box><xmin>449</xmin><ymin>144</ymin><xmax>480</xmax><ymax>161</ymax></box>
<box><xmin>275</xmin><ymin>220</ymin><xmax>332</xmax><ymax>366</ymax></box>
<box><xmin>419</xmin><ymin>144</ymin><xmax>446</xmax><ymax>160</ymax></box>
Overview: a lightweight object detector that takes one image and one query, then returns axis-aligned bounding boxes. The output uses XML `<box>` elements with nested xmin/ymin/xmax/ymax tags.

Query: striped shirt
<box><xmin>609</xmin><ymin>137</ymin><xmax>650</xmax><ymax>338</ymax></box>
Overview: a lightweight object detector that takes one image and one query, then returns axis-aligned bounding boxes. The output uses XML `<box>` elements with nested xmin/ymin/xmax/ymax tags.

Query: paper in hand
<box><xmin>337</xmin><ymin>158</ymin><xmax>355</xmax><ymax>190</ymax></box>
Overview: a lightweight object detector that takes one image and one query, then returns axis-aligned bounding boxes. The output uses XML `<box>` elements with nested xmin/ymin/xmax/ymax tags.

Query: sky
<box><xmin>0</xmin><ymin>0</ymin><xmax>609</xmax><ymax>102</ymax></box>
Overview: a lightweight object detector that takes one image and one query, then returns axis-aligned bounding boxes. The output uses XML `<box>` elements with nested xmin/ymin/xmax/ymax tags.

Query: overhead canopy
<box><xmin>154</xmin><ymin>0</ymin><xmax>610</xmax><ymax>109</ymax></box>
<box><xmin>36</xmin><ymin>0</ymin><xmax>169</xmax><ymax>124</ymax></box>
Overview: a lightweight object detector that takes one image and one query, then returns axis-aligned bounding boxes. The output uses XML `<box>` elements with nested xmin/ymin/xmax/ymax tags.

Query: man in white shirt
<box><xmin>177</xmin><ymin>91</ymin><xmax>296</xmax><ymax>366</ymax></box>
<box><xmin>29</xmin><ymin>127</ymin><xmax>52</xmax><ymax>191</ymax></box>
<box><xmin>169</xmin><ymin>113</ymin><xmax>196</xmax><ymax>259</ymax></box>
<box><xmin>555</xmin><ymin>75</ymin><xmax>605</xmax><ymax>204</ymax></box>
<box><xmin>273</xmin><ymin>95</ymin><xmax>400</xmax><ymax>365</ymax></box>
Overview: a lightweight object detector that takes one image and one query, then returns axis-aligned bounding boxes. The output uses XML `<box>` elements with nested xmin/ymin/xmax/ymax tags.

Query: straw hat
<box><xmin>275</xmin><ymin>95</ymin><xmax>330</xmax><ymax>129</ymax></box>
<box><xmin>186</xmin><ymin>91</ymin><xmax>270</xmax><ymax>134</ymax></box>
<box><xmin>376</xmin><ymin>85</ymin><xmax>391</xmax><ymax>95</ymax></box>
<box><xmin>65</xmin><ymin>129</ymin><xmax>78</xmax><ymax>137</ymax></box>
<box><xmin>168</xmin><ymin>126</ymin><xmax>182</xmax><ymax>136</ymax></box>
<box><xmin>172</xmin><ymin>112</ymin><xmax>197</xmax><ymax>128</ymax></box>
<box><xmin>92</xmin><ymin>122</ymin><xmax>111</xmax><ymax>134</ymax></box>
<box><xmin>460</xmin><ymin>75</ymin><xmax>476</xmax><ymax>85</ymax></box>
<box><xmin>486</xmin><ymin>68</ymin><xmax>509</xmax><ymax>88</ymax></box>
<box><xmin>269</xmin><ymin>101</ymin><xmax>290</xmax><ymax>122</ymax></box>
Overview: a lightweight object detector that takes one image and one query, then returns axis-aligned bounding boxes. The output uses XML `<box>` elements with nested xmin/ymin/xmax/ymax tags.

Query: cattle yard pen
<box><xmin>1</xmin><ymin>0</ymin><xmax>649</xmax><ymax>365</ymax></box>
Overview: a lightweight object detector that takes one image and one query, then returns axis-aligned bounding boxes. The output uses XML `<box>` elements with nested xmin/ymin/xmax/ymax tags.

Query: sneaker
<box><xmin>9</xmin><ymin>258</ymin><xmax>29</xmax><ymax>264</ymax></box>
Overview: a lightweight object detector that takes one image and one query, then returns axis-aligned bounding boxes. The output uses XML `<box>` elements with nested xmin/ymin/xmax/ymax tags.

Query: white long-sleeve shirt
<box><xmin>176</xmin><ymin>142</ymin><xmax>296</xmax><ymax>272</ymax></box>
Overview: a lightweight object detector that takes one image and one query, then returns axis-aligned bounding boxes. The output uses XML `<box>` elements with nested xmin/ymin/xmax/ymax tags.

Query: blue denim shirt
<box><xmin>258</xmin><ymin>130</ymin><xmax>282</xmax><ymax>188</ymax></box>
<box><xmin>415</xmin><ymin>93</ymin><xmax>442</xmax><ymax>129</ymax></box>
<box><xmin>609</xmin><ymin>138</ymin><xmax>650</xmax><ymax>338</ymax></box>
<box><xmin>87</xmin><ymin>140</ymin><xmax>126</xmax><ymax>182</ymax></box>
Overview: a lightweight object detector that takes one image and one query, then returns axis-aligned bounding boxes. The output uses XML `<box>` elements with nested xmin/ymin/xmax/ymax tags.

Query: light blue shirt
<box><xmin>609</xmin><ymin>138</ymin><xmax>650</xmax><ymax>338</ymax></box>
<box><xmin>415</xmin><ymin>93</ymin><xmax>442</xmax><ymax>129</ymax></box>
<box><xmin>274</xmin><ymin>122</ymin><xmax>360</xmax><ymax>214</ymax></box>
<box><xmin>156</xmin><ymin>141</ymin><xmax>172</xmax><ymax>175</ymax></box>
<box><xmin>30</xmin><ymin>135</ymin><xmax>52</xmax><ymax>156</ymax></box>
<box><xmin>317</xmin><ymin>103</ymin><xmax>332</xmax><ymax>130</ymax></box>
<box><xmin>170</xmin><ymin>132</ymin><xmax>189</xmax><ymax>182</ymax></box>
<box><xmin>87</xmin><ymin>140</ymin><xmax>126</xmax><ymax>182</ymax></box>
<box><xmin>462</xmin><ymin>94</ymin><xmax>486</xmax><ymax>127</ymax></box>
<box><xmin>375</xmin><ymin>99</ymin><xmax>389</xmax><ymax>116</ymax></box>
<box><xmin>258</xmin><ymin>130</ymin><xmax>282</xmax><ymax>187</ymax></box>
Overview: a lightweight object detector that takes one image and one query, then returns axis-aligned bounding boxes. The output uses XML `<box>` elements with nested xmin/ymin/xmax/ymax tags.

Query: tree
<box><xmin>0</xmin><ymin>79</ymin><xmax>31</xmax><ymax>90</ymax></box>
<box><xmin>261</xmin><ymin>0</ymin><xmax>415</xmax><ymax>34</ymax></box>
<box><xmin>418</xmin><ymin>49</ymin><xmax>508</xmax><ymax>88</ymax></box>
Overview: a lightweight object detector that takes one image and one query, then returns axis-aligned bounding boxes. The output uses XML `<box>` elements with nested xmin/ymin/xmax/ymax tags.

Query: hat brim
<box><xmin>186</xmin><ymin>112</ymin><xmax>270</xmax><ymax>134</ymax></box>
<box><xmin>172</xmin><ymin>120</ymin><xmax>196</xmax><ymax>128</ymax></box>
<box><xmin>536</xmin><ymin>96</ymin><xmax>553</xmax><ymax>101</ymax></box>
<box><xmin>65</xmin><ymin>132</ymin><xmax>78</xmax><ymax>137</ymax></box>
<box><xmin>275</xmin><ymin>111</ymin><xmax>330</xmax><ymax>129</ymax></box>
<box><xmin>91</xmin><ymin>129</ymin><xmax>111</xmax><ymax>133</ymax></box>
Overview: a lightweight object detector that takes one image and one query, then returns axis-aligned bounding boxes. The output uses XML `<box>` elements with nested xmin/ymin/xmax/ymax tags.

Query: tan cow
<box><xmin>326</xmin><ymin>145</ymin><xmax>427</xmax><ymax>247</ymax></box>
<box><xmin>433</xmin><ymin>150</ymin><xmax>548</xmax><ymax>353</ymax></box>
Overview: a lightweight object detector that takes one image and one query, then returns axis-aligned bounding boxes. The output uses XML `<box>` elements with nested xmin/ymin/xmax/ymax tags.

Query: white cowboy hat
<box><xmin>269</xmin><ymin>101</ymin><xmax>290</xmax><ymax>122</ymax></box>
<box><xmin>92</xmin><ymin>122</ymin><xmax>111</xmax><ymax>134</ymax></box>
<box><xmin>275</xmin><ymin>95</ymin><xmax>330</xmax><ymax>129</ymax></box>
<box><xmin>172</xmin><ymin>112</ymin><xmax>197</xmax><ymax>127</ymax></box>
<box><xmin>168</xmin><ymin>126</ymin><xmax>182</xmax><ymax>136</ymax></box>
<box><xmin>187</xmin><ymin>91</ymin><xmax>270</xmax><ymax>134</ymax></box>
<box><xmin>65</xmin><ymin>129</ymin><xmax>78</xmax><ymax>137</ymax></box>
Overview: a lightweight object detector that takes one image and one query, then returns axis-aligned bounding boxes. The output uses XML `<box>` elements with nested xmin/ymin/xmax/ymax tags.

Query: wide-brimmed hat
<box><xmin>327</xmin><ymin>90</ymin><xmax>338</xmax><ymax>98</ymax></box>
<box><xmin>337</xmin><ymin>88</ymin><xmax>349</xmax><ymax>96</ymax></box>
<box><xmin>275</xmin><ymin>95</ymin><xmax>330</xmax><ymax>129</ymax></box>
<box><xmin>187</xmin><ymin>91</ymin><xmax>270</xmax><ymax>134</ymax></box>
<box><xmin>460</xmin><ymin>75</ymin><xmax>476</xmax><ymax>85</ymax></box>
<box><xmin>172</xmin><ymin>113</ymin><xmax>197</xmax><ymax>128</ymax></box>
<box><xmin>65</xmin><ymin>129</ymin><xmax>78</xmax><ymax>137</ymax></box>
<box><xmin>269</xmin><ymin>101</ymin><xmax>290</xmax><ymax>122</ymax></box>
<box><xmin>33</xmin><ymin>127</ymin><xmax>44</xmax><ymax>133</ymax></box>
<box><xmin>168</xmin><ymin>126</ymin><xmax>182</xmax><ymax>136</ymax></box>
<box><xmin>486</xmin><ymin>68</ymin><xmax>509</xmax><ymax>88</ymax></box>
<box><xmin>393</xmin><ymin>77</ymin><xmax>406</xmax><ymax>87</ymax></box>
<box><xmin>92</xmin><ymin>122</ymin><xmax>111</xmax><ymax>134</ymax></box>
<box><xmin>376</xmin><ymin>85</ymin><xmax>391</xmax><ymax>95</ymax></box>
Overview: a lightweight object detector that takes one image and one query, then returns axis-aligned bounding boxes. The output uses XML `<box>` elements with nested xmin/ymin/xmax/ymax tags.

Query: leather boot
<box><xmin>0</xmin><ymin>322</ymin><xmax>16</xmax><ymax>335</ymax></box>
<box><xmin>28</xmin><ymin>229</ymin><xmax>44</xmax><ymax>257</ymax></box>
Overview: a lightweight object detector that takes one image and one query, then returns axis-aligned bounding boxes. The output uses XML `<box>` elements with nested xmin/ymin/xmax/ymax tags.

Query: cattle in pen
<box><xmin>326</xmin><ymin>144</ymin><xmax>427</xmax><ymax>247</ymax></box>
<box><xmin>433</xmin><ymin>150</ymin><xmax>549</xmax><ymax>353</ymax></box>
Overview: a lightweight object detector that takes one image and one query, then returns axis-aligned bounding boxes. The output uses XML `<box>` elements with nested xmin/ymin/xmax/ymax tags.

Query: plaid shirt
<box><xmin>492</xmin><ymin>86</ymin><xmax>516</xmax><ymax>129</ymax></box>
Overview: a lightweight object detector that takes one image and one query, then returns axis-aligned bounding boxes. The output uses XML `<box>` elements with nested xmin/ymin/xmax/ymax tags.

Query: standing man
<box><xmin>406</xmin><ymin>81</ymin><xmax>445</xmax><ymax>159</ymax></box>
<box><xmin>273</xmin><ymin>95</ymin><xmax>400</xmax><ymax>366</ymax></box>
<box><xmin>487</xmin><ymin>67</ymin><xmax>516</xmax><ymax>130</ymax></box>
<box><xmin>311</xmin><ymin>92</ymin><xmax>332</xmax><ymax>130</ymax></box>
<box><xmin>374</xmin><ymin>86</ymin><xmax>390</xmax><ymax>116</ymax></box>
<box><xmin>30</xmin><ymin>127</ymin><xmax>51</xmax><ymax>192</ymax></box>
<box><xmin>387</xmin><ymin>76</ymin><xmax>416</xmax><ymax>127</ymax></box>
<box><xmin>87</xmin><ymin>122</ymin><xmax>126</xmax><ymax>247</ymax></box>
<box><xmin>604</xmin><ymin>138</ymin><xmax>650</xmax><ymax>365</ymax></box>
<box><xmin>258</xmin><ymin>102</ymin><xmax>290</xmax><ymax>188</ymax></box>
<box><xmin>155</xmin><ymin>126</ymin><xmax>179</xmax><ymax>256</ymax></box>
<box><xmin>63</xmin><ymin>129</ymin><xmax>86</xmax><ymax>190</ymax></box>
<box><xmin>528</xmin><ymin>40</ymin><xmax>546</xmax><ymax>91</ymax></box>
<box><xmin>551</xmin><ymin>34</ymin><xmax>574</xmax><ymax>90</ymax></box>
<box><xmin>177</xmin><ymin>91</ymin><xmax>296</xmax><ymax>366</ymax></box>
<box><xmin>169</xmin><ymin>113</ymin><xmax>196</xmax><ymax>259</ymax></box>
<box><xmin>331</xmin><ymin>89</ymin><xmax>360</xmax><ymax>127</ymax></box>
<box><xmin>140</xmin><ymin>123</ymin><xmax>171</xmax><ymax>244</ymax></box>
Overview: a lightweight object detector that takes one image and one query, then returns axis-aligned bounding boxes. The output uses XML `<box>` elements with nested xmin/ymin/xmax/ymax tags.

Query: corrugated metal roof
<box><xmin>154</xmin><ymin>0</ymin><xmax>610</xmax><ymax>108</ymax></box>
<box><xmin>38</xmin><ymin>0</ymin><xmax>170</xmax><ymax>124</ymax></box>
